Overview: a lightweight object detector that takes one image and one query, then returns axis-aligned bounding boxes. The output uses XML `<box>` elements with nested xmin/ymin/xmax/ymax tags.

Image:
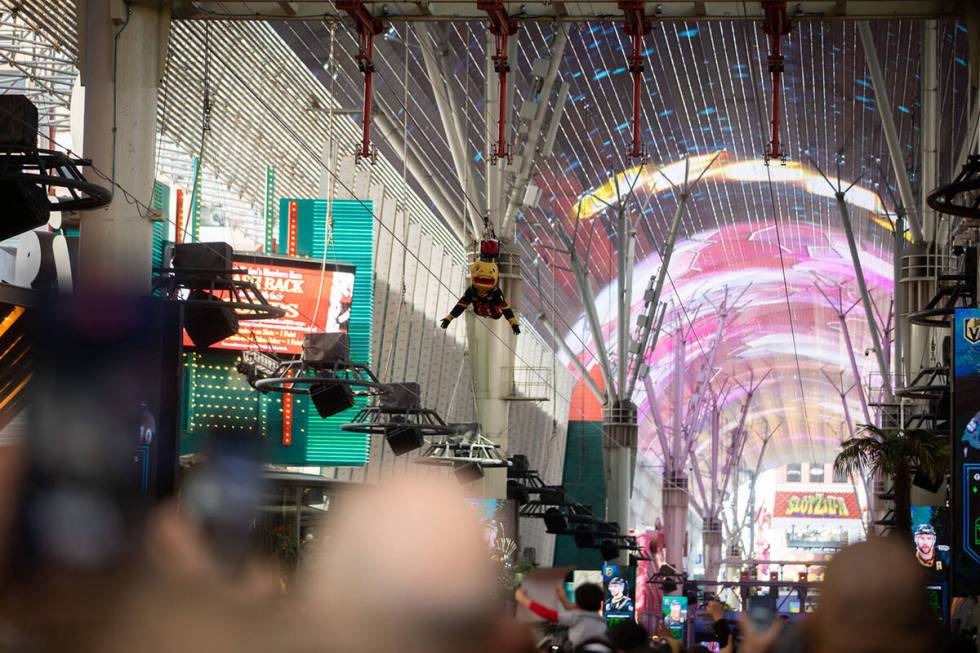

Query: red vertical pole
<box><xmin>479</xmin><ymin>0</ymin><xmax>517</xmax><ymax>163</ymax></box>
<box><xmin>618</xmin><ymin>0</ymin><xmax>652</xmax><ymax>159</ymax></box>
<box><xmin>338</xmin><ymin>1</ymin><xmax>384</xmax><ymax>163</ymax></box>
<box><xmin>761</xmin><ymin>0</ymin><xmax>791</xmax><ymax>162</ymax></box>
<box><xmin>360</xmin><ymin>34</ymin><xmax>375</xmax><ymax>161</ymax></box>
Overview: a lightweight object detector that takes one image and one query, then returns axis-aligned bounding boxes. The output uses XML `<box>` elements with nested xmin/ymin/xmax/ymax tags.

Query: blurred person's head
<box><xmin>575</xmin><ymin>583</ymin><xmax>604</xmax><ymax>612</ymax></box>
<box><xmin>608</xmin><ymin>620</ymin><xmax>649</xmax><ymax>652</ymax></box>
<box><xmin>810</xmin><ymin>537</ymin><xmax>939</xmax><ymax>653</ymax></box>
<box><xmin>307</xmin><ymin>475</ymin><xmax>499</xmax><ymax>653</ymax></box>
<box><xmin>706</xmin><ymin>599</ymin><xmax>725</xmax><ymax>621</ymax></box>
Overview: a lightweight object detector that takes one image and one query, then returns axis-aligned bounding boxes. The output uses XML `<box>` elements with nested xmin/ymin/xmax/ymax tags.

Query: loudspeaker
<box><xmin>380</xmin><ymin>382</ymin><xmax>421</xmax><ymax>411</ymax></box>
<box><xmin>0</xmin><ymin>181</ymin><xmax>50</xmax><ymax>241</ymax></box>
<box><xmin>302</xmin><ymin>332</ymin><xmax>350</xmax><ymax>368</ymax></box>
<box><xmin>385</xmin><ymin>423</ymin><xmax>424</xmax><ymax>455</ymax></box>
<box><xmin>539</xmin><ymin>486</ymin><xmax>565</xmax><ymax>505</ymax></box>
<box><xmin>453</xmin><ymin>461</ymin><xmax>483</xmax><ymax>483</ymax></box>
<box><xmin>173</xmin><ymin>242</ymin><xmax>234</xmax><ymax>280</ymax></box>
<box><xmin>508</xmin><ymin>454</ymin><xmax>529</xmax><ymax>477</ymax></box>
<box><xmin>573</xmin><ymin>525</ymin><xmax>595</xmax><ymax>548</ymax></box>
<box><xmin>184</xmin><ymin>290</ymin><xmax>238</xmax><ymax>348</ymax></box>
<box><xmin>0</xmin><ymin>95</ymin><xmax>39</xmax><ymax>148</ymax></box>
<box><xmin>507</xmin><ymin>480</ymin><xmax>529</xmax><ymax>504</ymax></box>
<box><xmin>543</xmin><ymin>507</ymin><xmax>568</xmax><ymax>534</ymax></box>
<box><xmin>309</xmin><ymin>382</ymin><xmax>354</xmax><ymax>418</ymax></box>
<box><xmin>599</xmin><ymin>539</ymin><xmax>620</xmax><ymax>561</ymax></box>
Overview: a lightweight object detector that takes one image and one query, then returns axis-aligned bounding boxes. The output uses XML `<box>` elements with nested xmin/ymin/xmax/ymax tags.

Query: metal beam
<box><xmin>416</xmin><ymin>23</ymin><xmax>483</xmax><ymax>240</ymax></box>
<box><xmin>857</xmin><ymin>21</ymin><xmax>924</xmax><ymax>244</ymax></box>
<box><xmin>537</xmin><ymin>310</ymin><xmax>606</xmax><ymax>405</ymax></box>
<box><xmin>501</xmin><ymin>28</ymin><xmax>568</xmax><ymax>233</ymax></box>
<box><xmin>920</xmin><ymin>20</ymin><xmax>939</xmax><ymax>243</ymax></box>
<box><xmin>811</xmin><ymin>161</ymin><xmax>894</xmax><ymax>399</ymax></box>
<box><xmin>554</xmin><ymin>208</ymin><xmax>617</xmax><ymax>402</ymax></box>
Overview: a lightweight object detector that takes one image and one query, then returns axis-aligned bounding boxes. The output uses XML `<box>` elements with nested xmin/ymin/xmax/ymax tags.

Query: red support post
<box><xmin>761</xmin><ymin>0</ymin><xmax>791</xmax><ymax>163</ymax></box>
<box><xmin>618</xmin><ymin>0</ymin><xmax>652</xmax><ymax>159</ymax></box>
<box><xmin>337</xmin><ymin>0</ymin><xmax>385</xmax><ymax>163</ymax></box>
<box><xmin>478</xmin><ymin>0</ymin><xmax>518</xmax><ymax>164</ymax></box>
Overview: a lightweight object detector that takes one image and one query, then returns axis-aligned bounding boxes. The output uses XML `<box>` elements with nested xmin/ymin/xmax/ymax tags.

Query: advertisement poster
<box><xmin>182</xmin><ymin>253</ymin><xmax>355</xmax><ymax>354</ymax></box>
<box><xmin>602</xmin><ymin>563</ymin><xmax>635</xmax><ymax>628</ymax></box>
<box><xmin>953</xmin><ymin>308</ymin><xmax>980</xmax><ymax>595</ymax></box>
<box><xmin>661</xmin><ymin>596</ymin><xmax>688</xmax><ymax>641</ymax></box>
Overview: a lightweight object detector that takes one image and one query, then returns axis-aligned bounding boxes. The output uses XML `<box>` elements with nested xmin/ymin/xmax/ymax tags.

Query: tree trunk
<box><xmin>893</xmin><ymin>461</ymin><xmax>912</xmax><ymax>538</ymax></box>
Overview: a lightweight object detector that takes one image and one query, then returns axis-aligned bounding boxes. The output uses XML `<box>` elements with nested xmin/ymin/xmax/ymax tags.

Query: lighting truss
<box><xmin>415</xmin><ymin>422</ymin><xmax>511</xmax><ymax>468</ymax></box>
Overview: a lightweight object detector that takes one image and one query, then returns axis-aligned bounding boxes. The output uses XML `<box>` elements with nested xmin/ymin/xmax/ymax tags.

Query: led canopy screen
<box><xmin>182</xmin><ymin>253</ymin><xmax>355</xmax><ymax>353</ymax></box>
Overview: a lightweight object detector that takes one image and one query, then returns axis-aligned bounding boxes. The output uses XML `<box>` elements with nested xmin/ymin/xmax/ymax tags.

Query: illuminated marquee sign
<box><xmin>774</xmin><ymin>491</ymin><xmax>860</xmax><ymax>519</ymax></box>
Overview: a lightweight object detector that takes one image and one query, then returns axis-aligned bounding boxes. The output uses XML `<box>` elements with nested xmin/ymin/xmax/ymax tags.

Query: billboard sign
<box><xmin>182</xmin><ymin>253</ymin><xmax>355</xmax><ymax>354</ymax></box>
<box><xmin>953</xmin><ymin>308</ymin><xmax>980</xmax><ymax>594</ymax></box>
<box><xmin>773</xmin><ymin>491</ymin><xmax>860</xmax><ymax>519</ymax></box>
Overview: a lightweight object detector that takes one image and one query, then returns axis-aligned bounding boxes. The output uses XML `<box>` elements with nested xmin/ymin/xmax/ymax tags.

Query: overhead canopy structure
<box><xmin>175</xmin><ymin>0</ymin><xmax>962</xmax><ymax>22</ymax></box>
<box><xmin>4</xmin><ymin>0</ymin><xmax>974</xmax><ymax>477</ymax></box>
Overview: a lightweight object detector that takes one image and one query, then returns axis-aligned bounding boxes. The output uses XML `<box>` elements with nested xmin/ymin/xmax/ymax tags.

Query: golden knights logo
<box><xmin>966</xmin><ymin>317</ymin><xmax>980</xmax><ymax>344</ymax></box>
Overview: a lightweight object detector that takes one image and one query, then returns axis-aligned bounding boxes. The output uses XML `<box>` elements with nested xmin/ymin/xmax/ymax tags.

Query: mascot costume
<box><xmin>440</xmin><ymin>238</ymin><xmax>520</xmax><ymax>335</ymax></box>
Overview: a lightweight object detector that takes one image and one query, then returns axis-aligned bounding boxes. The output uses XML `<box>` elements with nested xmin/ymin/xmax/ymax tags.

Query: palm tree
<box><xmin>833</xmin><ymin>425</ymin><xmax>949</xmax><ymax>537</ymax></box>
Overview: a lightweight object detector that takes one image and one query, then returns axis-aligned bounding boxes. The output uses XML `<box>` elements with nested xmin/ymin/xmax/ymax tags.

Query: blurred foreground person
<box><xmin>739</xmin><ymin>537</ymin><xmax>939</xmax><ymax>653</ymax></box>
<box><xmin>306</xmin><ymin>476</ymin><xmax>501</xmax><ymax>653</ymax></box>
<box><xmin>515</xmin><ymin>582</ymin><xmax>607</xmax><ymax>650</ymax></box>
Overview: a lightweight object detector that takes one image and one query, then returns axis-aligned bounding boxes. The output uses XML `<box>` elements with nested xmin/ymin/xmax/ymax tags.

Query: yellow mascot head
<box><xmin>469</xmin><ymin>260</ymin><xmax>499</xmax><ymax>293</ymax></box>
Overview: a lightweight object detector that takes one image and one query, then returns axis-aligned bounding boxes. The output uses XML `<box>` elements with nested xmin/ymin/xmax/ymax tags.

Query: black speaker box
<box><xmin>184</xmin><ymin>290</ymin><xmax>238</xmax><ymax>348</ymax></box>
<box><xmin>0</xmin><ymin>181</ymin><xmax>49</xmax><ymax>241</ymax></box>
<box><xmin>599</xmin><ymin>540</ymin><xmax>620</xmax><ymax>561</ymax></box>
<box><xmin>385</xmin><ymin>423</ymin><xmax>424</xmax><ymax>455</ymax></box>
<box><xmin>573</xmin><ymin>525</ymin><xmax>595</xmax><ymax>548</ymax></box>
<box><xmin>309</xmin><ymin>382</ymin><xmax>355</xmax><ymax>418</ymax></box>
<box><xmin>0</xmin><ymin>95</ymin><xmax>39</xmax><ymax>148</ymax></box>
<box><xmin>173</xmin><ymin>242</ymin><xmax>234</xmax><ymax>283</ymax></box>
<box><xmin>380</xmin><ymin>382</ymin><xmax>421</xmax><ymax>411</ymax></box>
<box><xmin>302</xmin><ymin>332</ymin><xmax>350</xmax><ymax>368</ymax></box>
<box><xmin>539</xmin><ymin>486</ymin><xmax>565</xmax><ymax>505</ymax></box>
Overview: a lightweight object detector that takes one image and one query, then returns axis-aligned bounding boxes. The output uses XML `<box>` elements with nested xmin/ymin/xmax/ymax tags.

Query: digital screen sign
<box><xmin>953</xmin><ymin>308</ymin><xmax>980</xmax><ymax>595</ymax></box>
<box><xmin>911</xmin><ymin>506</ymin><xmax>950</xmax><ymax>577</ymax></box>
<box><xmin>602</xmin><ymin>563</ymin><xmax>635</xmax><ymax>628</ymax></box>
<box><xmin>661</xmin><ymin>596</ymin><xmax>688</xmax><ymax>641</ymax></box>
<box><xmin>182</xmin><ymin>253</ymin><xmax>355</xmax><ymax>354</ymax></box>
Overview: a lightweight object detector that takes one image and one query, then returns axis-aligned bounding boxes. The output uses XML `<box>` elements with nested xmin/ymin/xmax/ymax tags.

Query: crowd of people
<box><xmin>0</xmin><ymin>449</ymin><xmax>966</xmax><ymax>653</ymax></box>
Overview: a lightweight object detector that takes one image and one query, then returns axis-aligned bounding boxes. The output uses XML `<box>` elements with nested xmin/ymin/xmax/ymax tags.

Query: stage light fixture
<box><xmin>543</xmin><ymin>507</ymin><xmax>568</xmax><ymax>534</ymax></box>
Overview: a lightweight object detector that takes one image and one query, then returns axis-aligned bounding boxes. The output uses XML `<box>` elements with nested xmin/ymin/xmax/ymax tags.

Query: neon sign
<box><xmin>774</xmin><ymin>491</ymin><xmax>859</xmax><ymax>519</ymax></box>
